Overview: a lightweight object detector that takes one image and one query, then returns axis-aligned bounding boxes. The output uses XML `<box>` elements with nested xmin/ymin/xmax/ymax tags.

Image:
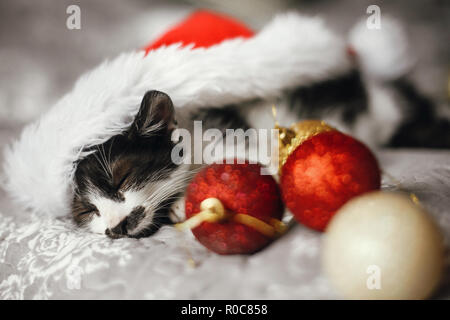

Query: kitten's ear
<box><xmin>129</xmin><ymin>90</ymin><xmax>176</xmax><ymax>139</ymax></box>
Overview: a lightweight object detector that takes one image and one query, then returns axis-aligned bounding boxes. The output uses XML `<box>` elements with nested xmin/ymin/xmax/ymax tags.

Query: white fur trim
<box><xmin>353</xmin><ymin>83</ymin><xmax>403</xmax><ymax>148</ymax></box>
<box><xmin>2</xmin><ymin>13</ymin><xmax>351</xmax><ymax>216</ymax></box>
<box><xmin>349</xmin><ymin>17</ymin><xmax>414</xmax><ymax>81</ymax></box>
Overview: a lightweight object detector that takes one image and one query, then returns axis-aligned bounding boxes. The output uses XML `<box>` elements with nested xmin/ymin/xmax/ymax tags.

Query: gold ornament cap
<box><xmin>277</xmin><ymin>120</ymin><xmax>334</xmax><ymax>171</ymax></box>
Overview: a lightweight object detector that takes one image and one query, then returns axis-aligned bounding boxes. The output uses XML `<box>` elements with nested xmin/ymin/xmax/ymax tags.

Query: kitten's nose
<box><xmin>105</xmin><ymin>228</ymin><xmax>124</xmax><ymax>239</ymax></box>
<box><xmin>105</xmin><ymin>219</ymin><xmax>128</xmax><ymax>239</ymax></box>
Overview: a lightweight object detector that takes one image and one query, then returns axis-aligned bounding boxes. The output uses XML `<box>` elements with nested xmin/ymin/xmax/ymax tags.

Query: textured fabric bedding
<box><xmin>0</xmin><ymin>150</ymin><xmax>449</xmax><ymax>299</ymax></box>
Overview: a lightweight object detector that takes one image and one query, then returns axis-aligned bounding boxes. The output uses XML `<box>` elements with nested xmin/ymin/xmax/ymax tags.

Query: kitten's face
<box><xmin>72</xmin><ymin>91</ymin><xmax>186</xmax><ymax>238</ymax></box>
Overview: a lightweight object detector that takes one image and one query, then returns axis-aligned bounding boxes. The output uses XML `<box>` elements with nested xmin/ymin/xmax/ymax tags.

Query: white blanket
<box><xmin>1</xmin><ymin>150</ymin><xmax>449</xmax><ymax>299</ymax></box>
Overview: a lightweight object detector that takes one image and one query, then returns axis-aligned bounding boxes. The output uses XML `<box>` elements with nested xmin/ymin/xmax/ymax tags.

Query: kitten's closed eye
<box><xmin>72</xmin><ymin>90</ymin><xmax>187</xmax><ymax>238</ymax></box>
<box><xmin>72</xmin><ymin>200</ymin><xmax>99</xmax><ymax>225</ymax></box>
<box><xmin>79</xmin><ymin>208</ymin><xmax>98</xmax><ymax>216</ymax></box>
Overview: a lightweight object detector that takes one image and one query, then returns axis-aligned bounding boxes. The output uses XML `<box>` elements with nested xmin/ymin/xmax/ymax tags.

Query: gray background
<box><xmin>0</xmin><ymin>0</ymin><xmax>448</xmax><ymax>126</ymax></box>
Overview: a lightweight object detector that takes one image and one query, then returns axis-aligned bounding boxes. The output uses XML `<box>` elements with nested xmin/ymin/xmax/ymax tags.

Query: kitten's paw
<box><xmin>169</xmin><ymin>197</ymin><xmax>186</xmax><ymax>223</ymax></box>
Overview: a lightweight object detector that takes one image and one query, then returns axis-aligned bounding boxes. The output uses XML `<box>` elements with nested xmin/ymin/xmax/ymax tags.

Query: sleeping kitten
<box><xmin>72</xmin><ymin>71</ymin><xmax>450</xmax><ymax>238</ymax></box>
<box><xmin>72</xmin><ymin>91</ymin><xmax>188</xmax><ymax>238</ymax></box>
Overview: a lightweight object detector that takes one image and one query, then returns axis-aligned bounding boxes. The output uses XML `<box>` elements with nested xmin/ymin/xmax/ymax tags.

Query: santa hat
<box><xmin>348</xmin><ymin>16</ymin><xmax>414</xmax><ymax>81</ymax></box>
<box><xmin>144</xmin><ymin>10</ymin><xmax>255</xmax><ymax>51</ymax></box>
<box><xmin>2</xmin><ymin>10</ymin><xmax>352</xmax><ymax>217</ymax></box>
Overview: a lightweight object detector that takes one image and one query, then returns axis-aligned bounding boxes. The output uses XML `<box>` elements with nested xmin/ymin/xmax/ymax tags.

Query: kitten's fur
<box><xmin>72</xmin><ymin>71</ymin><xmax>450</xmax><ymax>238</ymax></box>
<box><xmin>72</xmin><ymin>91</ymin><xmax>187</xmax><ymax>238</ymax></box>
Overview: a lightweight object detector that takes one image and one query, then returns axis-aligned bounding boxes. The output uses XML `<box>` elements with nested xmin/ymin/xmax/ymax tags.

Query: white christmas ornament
<box><xmin>322</xmin><ymin>191</ymin><xmax>444</xmax><ymax>300</ymax></box>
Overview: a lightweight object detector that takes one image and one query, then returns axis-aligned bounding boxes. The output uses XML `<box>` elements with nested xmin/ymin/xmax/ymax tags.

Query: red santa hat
<box><xmin>144</xmin><ymin>10</ymin><xmax>255</xmax><ymax>51</ymax></box>
<box><xmin>3</xmin><ymin>10</ymin><xmax>353</xmax><ymax>216</ymax></box>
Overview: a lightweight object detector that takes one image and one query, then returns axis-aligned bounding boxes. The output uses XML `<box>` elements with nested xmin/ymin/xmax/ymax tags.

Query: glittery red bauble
<box><xmin>185</xmin><ymin>161</ymin><xmax>284</xmax><ymax>255</ymax></box>
<box><xmin>280</xmin><ymin>131</ymin><xmax>381</xmax><ymax>231</ymax></box>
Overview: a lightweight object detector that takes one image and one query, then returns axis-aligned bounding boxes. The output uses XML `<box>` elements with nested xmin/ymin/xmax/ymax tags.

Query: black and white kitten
<box><xmin>72</xmin><ymin>91</ymin><xmax>189</xmax><ymax>238</ymax></box>
<box><xmin>72</xmin><ymin>72</ymin><xmax>450</xmax><ymax>238</ymax></box>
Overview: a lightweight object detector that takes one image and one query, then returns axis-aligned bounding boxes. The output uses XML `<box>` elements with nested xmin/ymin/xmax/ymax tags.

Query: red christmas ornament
<box><xmin>179</xmin><ymin>161</ymin><xmax>284</xmax><ymax>255</ymax></box>
<box><xmin>279</xmin><ymin>121</ymin><xmax>381</xmax><ymax>231</ymax></box>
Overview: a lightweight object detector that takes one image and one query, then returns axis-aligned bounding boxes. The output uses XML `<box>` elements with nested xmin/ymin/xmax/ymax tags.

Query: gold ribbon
<box><xmin>175</xmin><ymin>198</ymin><xmax>287</xmax><ymax>238</ymax></box>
